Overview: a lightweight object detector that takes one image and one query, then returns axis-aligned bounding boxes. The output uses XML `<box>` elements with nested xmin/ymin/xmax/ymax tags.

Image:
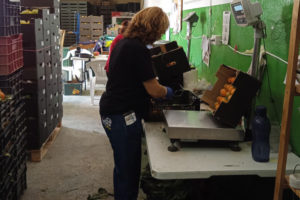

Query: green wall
<box><xmin>170</xmin><ymin>0</ymin><xmax>300</xmax><ymax>155</ymax></box>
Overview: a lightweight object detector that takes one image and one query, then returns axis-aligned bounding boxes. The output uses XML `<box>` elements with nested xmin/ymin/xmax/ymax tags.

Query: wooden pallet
<box><xmin>29</xmin><ymin>122</ymin><xmax>62</xmax><ymax>162</ymax></box>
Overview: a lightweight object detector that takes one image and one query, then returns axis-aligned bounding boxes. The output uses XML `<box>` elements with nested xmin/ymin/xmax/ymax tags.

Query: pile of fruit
<box><xmin>0</xmin><ymin>89</ymin><xmax>5</xmax><ymax>100</ymax></box>
<box><xmin>214</xmin><ymin>76</ymin><xmax>236</xmax><ymax>110</ymax></box>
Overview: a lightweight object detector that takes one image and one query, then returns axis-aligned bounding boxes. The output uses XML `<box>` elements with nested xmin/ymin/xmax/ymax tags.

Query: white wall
<box><xmin>143</xmin><ymin>0</ymin><xmax>172</xmax><ymax>13</ymax></box>
<box><xmin>143</xmin><ymin>0</ymin><xmax>232</xmax><ymax>11</ymax></box>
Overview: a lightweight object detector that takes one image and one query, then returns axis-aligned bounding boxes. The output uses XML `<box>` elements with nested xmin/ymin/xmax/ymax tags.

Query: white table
<box><xmin>144</xmin><ymin>122</ymin><xmax>300</xmax><ymax>180</ymax></box>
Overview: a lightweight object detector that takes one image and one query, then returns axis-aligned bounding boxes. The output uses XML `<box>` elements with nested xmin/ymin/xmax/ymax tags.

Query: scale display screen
<box><xmin>234</xmin><ymin>4</ymin><xmax>243</xmax><ymax>11</ymax></box>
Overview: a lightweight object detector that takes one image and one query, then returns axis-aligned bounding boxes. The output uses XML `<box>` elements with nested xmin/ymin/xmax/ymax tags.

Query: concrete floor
<box><xmin>21</xmin><ymin>95</ymin><xmax>115</xmax><ymax>200</ymax></box>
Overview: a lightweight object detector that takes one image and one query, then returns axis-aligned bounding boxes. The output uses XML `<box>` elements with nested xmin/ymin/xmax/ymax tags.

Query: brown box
<box><xmin>90</xmin><ymin>23</ymin><xmax>103</xmax><ymax>29</ymax></box>
<box><xmin>89</xmin><ymin>16</ymin><xmax>103</xmax><ymax>23</ymax></box>
<box><xmin>80</xmin><ymin>29</ymin><xmax>91</xmax><ymax>35</ymax></box>
<box><xmin>201</xmin><ymin>64</ymin><xmax>261</xmax><ymax>127</ymax></box>
<box><xmin>80</xmin><ymin>16</ymin><xmax>90</xmax><ymax>23</ymax></box>
<box><xmin>91</xmin><ymin>36</ymin><xmax>101</xmax><ymax>40</ymax></box>
<box><xmin>79</xmin><ymin>36</ymin><xmax>91</xmax><ymax>42</ymax></box>
<box><xmin>80</xmin><ymin>23</ymin><xmax>91</xmax><ymax>29</ymax></box>
<box><xmin>91</xmin><ymin>30</ymin><xmax>103</xmax><ymax>35</ymax></box>
<box><xmin>80</xmin><ymin>15</ymin><xmax>103</xmax><ymax>23</ymax></box>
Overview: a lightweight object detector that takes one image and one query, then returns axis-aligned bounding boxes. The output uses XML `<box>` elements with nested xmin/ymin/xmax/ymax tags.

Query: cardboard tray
<box><xmin>202</xmin><ymin>64</ymin><xmax>261</xmax><ymax>127</ymax></box>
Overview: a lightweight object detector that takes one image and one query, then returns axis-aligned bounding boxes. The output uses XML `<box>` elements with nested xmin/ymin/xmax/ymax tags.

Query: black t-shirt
<box><xmin>99</xmin><ymin>38</ymin><xmax>155</xmax><ymax>117</ymax></box>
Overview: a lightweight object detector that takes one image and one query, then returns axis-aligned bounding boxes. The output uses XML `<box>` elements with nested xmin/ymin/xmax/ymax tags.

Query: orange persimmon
<box><xmin>224</xmin><ymin>84</ymin><xmax>233</xmax><ymax>91</ymax></box>
<box><xmin>220</xmin><ymin>88</ymin><xmax>228</xmax><ymax>97</ymax></box>
<box><xmin>228</xmin><ymin>77</ymin><xmax>236</xmax><ymax>84</ymax></box>
<box><xmin>0</xmin><ymin>89</ymin><xmax>5</xmax><ymax>100</ymax></box>
<box><xmin>215</xmin><ymin>102</ymin><xmax>220</xmax><ymax>110</ymax></box>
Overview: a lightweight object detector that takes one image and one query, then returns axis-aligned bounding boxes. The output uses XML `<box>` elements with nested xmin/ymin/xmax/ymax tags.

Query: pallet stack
<box><xmin>60</xmin><ymin>1</ymin><xmax>88</xmax><ymax>46</ymax></box>
<box><xmin>0</xmin><ymin>0</ymin><xmax>27</xmax><ymax>199</ymax></box>
<box><xmin>80</xmin><ymin>15</ymin><xmax>104</xmax><ymax>42</ymax></box>
<box><xmin>116</xmin><ymin>2</ymin><xmax>140</xmax><ymax>13</ymax></box>
<box><xmin>98</xmin><ymin>1</ymin><xmax>116</xmax><ymax>31</ymax></box>
<box><xmin>20</xmin><ymin>0</ymin><xmax>63</xmax><ymax>152</ymax></box>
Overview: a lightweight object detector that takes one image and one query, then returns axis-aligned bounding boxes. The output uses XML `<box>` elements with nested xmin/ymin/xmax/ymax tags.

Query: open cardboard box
<box><xmin>202</xmin><ymin>64</ymin><xmax>261</xmax><ymax>127</ymax></box>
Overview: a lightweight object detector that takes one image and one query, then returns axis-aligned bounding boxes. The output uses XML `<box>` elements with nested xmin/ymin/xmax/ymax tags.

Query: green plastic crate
<box><xmin>64</xmin><ymin>83</ymin><xmax>82</xmax><ymax>95</ymax></box>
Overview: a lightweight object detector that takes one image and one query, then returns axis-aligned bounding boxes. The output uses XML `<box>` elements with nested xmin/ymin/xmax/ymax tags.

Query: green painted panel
<box><xmin>169</xmin><ymin>0</ymin><xmax>300</xmax><ymax>155</ymax></box>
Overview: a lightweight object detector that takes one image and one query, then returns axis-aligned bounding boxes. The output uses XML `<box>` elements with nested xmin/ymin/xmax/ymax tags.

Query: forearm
<box><xmin>143</xmin><ymin>78</ymin><xmax>167</xmax><ymax>98</ymax></box>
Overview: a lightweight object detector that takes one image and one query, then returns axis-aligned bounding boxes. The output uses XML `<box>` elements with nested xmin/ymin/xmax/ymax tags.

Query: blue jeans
<box><xmin>101</xmin><ymin>112</ymin><xmax>142</xmax><ymax>200</ymax></box>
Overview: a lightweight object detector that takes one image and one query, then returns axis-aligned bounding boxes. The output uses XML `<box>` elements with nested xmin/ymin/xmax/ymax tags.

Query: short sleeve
<box><xmin>134</xmin><ymin>45</ymin><xmax>155</xmax><ymax>82</ymax></box>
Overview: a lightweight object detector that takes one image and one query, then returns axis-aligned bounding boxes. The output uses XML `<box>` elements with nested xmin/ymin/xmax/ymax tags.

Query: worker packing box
<box><xmin>64</xmin><ymin>83</ymin><xmax>82</xmax><ymax>95</ymax></box>
<box><xmin>201</xmin><ymin>64</ymin><xmax>261</xmax><ymax>127</ymax></box>
<box><xmin>150</xmin><ymin>41</ymin><xmax>190</xmax><ymax>90</ymax></box>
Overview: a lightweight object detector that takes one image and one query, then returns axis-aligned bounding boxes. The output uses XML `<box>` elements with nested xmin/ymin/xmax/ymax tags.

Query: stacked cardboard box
<box><xmin>80</xmin><ymin>15</ymin><xmax>104</xmax><ymax>42</ymax></box>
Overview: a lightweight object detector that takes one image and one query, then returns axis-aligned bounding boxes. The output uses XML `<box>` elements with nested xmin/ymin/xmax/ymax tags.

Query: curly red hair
<box><xmin>123</xmin><ymin>7</ymin><xmax>169</xmax><ymax>45</ymax></box>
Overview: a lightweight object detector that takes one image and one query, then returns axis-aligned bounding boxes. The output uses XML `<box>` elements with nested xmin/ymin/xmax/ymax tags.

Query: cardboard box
<box><xmin>201</xmin><ymin>64</ymin><xmax>261</xmax><ymax>127</ymax></box>
<box><xmin>91</xmin><ymin>30</ymin><xmax>103</xmax><ymax>35</ymax></box>
<box><xmin>80</xmin><ymin>29</ymin><xmax>91</xmax><ymax>35</ymax></box>
<box><xmin>79</xmin><ymin>36</ymin><xmax>91</xmax><ymax>42</ymax></box>
<box><xmin>80</xmin><ymin>15</ymin><xmax>103</xmax><ymax>23</ymax></box>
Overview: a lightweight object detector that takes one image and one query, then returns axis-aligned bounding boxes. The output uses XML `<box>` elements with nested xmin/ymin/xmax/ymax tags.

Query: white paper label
<box><xmin>124</xmin><ymin>112</ymin><xmax>136</xmax><ymax>126</ymax></box>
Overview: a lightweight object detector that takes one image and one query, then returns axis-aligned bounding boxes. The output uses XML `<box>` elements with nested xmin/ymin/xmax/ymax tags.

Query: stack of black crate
<box><xmin>0</xmin><ymin>0</ymin><xmax>27</xmax><ymax>199</ymax></box>
<box><xmin>97</xmin><ymin>1</ymin><xmax>116</xmax><ymax>31</ymax></box>
<box><xmin>60</xmin><ymin>1</ymin><xmax>88</xmax><ymax>46</ymax></box>
<box><xmin>20</xmin><ymin>0</ymin><xmax>63</xmax><ymax>151</ymax></box>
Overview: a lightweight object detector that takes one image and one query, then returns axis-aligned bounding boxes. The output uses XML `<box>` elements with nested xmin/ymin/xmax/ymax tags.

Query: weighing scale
<box><xmin>163</xmin><ymin>110</ymin><xmax>245</xmax><ymax>152</ymax></box>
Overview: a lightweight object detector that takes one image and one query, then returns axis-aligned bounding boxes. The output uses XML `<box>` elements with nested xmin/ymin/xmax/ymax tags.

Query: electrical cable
<box><xmin>226</xmin><ymin>44</ymin><xmax>252</xmax><ymax>56</ymax></box>
<box><xmin>262</xmin><ymin>32</ymin><xmax>281</xmax><ymax>124</ymax></box>
<box><xmin>265</xmin><ymin>51</ymin><xmax>288</xmax><ymax>64</ymax></box>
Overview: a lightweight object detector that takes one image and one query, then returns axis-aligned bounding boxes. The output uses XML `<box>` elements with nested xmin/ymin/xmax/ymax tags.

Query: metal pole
<box><xmin>250</xmin><ymin>20</ymin><xmax>265</xmax><ymax>78</ymax></box>
<box><xmin>186</xmin><ymin>22</ymin><xmax>192</xmax><ymax>62</ymax></box>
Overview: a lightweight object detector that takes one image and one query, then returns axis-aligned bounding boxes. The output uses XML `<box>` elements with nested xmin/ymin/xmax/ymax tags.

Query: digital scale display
<box><xmin>234</xmin><ymin>4</ymin><xmax>243</xmax><ymax>11</ymax></box>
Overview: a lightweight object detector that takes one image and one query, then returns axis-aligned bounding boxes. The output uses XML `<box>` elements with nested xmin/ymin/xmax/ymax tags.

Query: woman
<box><xmin>100</xmin><ymin>7</ymin><xmax>172</xmax><ymax>200</ymax></box>
<box><xmin>104</xmin><ymin>20</ymin><xmax>129</xmax><ymax>73</ymax></box>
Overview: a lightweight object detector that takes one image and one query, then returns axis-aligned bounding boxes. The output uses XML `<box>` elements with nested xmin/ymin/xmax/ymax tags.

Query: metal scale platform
<box><xmin>163</xmin><ymin>110</ymin><xmax>245</xmax><ymax>151</ymax></box>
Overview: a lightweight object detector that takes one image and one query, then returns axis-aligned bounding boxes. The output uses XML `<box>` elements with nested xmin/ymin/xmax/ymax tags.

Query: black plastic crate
<box><xmin>202</xmin><ymin>64</ymin><xmax>261</xmax><ymax>127</ymax></box>
<box><xmin>0</xmin><ymin>0</ymin><xmax>21</xmax><ymax>36</ymax></box>
<box><xmin>45</xmin><ymin>73</ymin><xmax>53</xmax><ymax>87</ymax></box>
<box><xmin>44</xmin><ymin>48</ymin><xmax>51</xmax><ymax>63</ymax></box>
<box><xmin>23</xmin><ymin>65</ymin><xmax>46</xmax><ymax>81</ymax></box>
<box><xmin>21</xmin><ymin>0</ymin><xmax>60</xmax><ymax>8</ymax></box>
<box><xmin>50</xmin><ymin>13</ymin><xmax>60</xmax><ymax>28</ymax></box>
<box><xmin>26</xmin><ymin>116</ymin><xmax>48</xmax><ymax>150</ymax></box>
<box><xmin>15</xmin><ymin>118</ymin><xmax>26</xmax><ymax>138</ymax></box>
<box><xmin>23</xmin><ymin>48</ymin><xmax>45</xmax><ymax>68</ymax></box>
<box><xmin>50</xmin><ymin>31</ymin><xmax>60</xmax><ymax>45</ymax></box>
<box><xmin>145</xmin><ymin>90</ymin><xmax>200</xmax><ymax>122</ymax></box>
<box><xmin>15</xmin><ymin>128</ymin><xmax>27</xmax><ymax>158</ymax></box>
<box><xmin>21</xmin><ymin>19</ymin><xmax>44</xmax><ymax>50</ymax></box>
<box><xmin>23</xmin><ymin>92</ymin><xmax>47</xmax><ymax>118</ymax></box>
<box><xmin>0</xmin><ymin>70</ymin><xmax>23</xmax><ymax>97</ymax></box>
<box><xmin>0</xmin><ymin>99</ymin><xmax>15</xmax><ymax>131</ymax></box>
<box><xmin>0</xmin><ymin>120</ymin><xmax>15</xmax><ymax>154</ymax></box>
<box><xmin>51</xmin><ymin>45</ymin><xmax>60</xmax><ymax>63</ymax></box>
<box><xmin>0</xmin><ymin>169</ymin><xmax>16</xmax><ymax>200</ymax></box>
<box><xmin>57</xmin><ymin>77</ymin><xmax>63</xmax><ymax>92</ymax></box>
<box><xmin>23</xmin><ymin>79</ymin><xmax>46</xmax><ymax>94</ymax></box>
<box><xmin>151</xmin><ymin>46</ymin><xmax>190</xmax><ymax>91</ymax></box>
<box><xmin>15</xmin><ymin>171</ymin><xmax>27</xmax><ymax>200</ymax></box>
<box><xmin>50</xmin><ymin>7</ymin><xmax>60</xmax><ymax>14</ymax></box>
<box><xmin>21</xmin><ymin>8</ymin><xmax>50</xmax><ymax>27</ymax></box>
<box><xmin>0</xmin><ymin>144</ymin><xmax>17</xmax><ymax>184</ymax></box>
